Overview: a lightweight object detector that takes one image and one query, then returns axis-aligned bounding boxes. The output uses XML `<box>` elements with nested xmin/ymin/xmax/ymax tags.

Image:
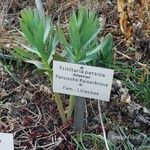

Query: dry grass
<box><xmin>0</xmin><ymin>0</ymin><xmax>13</xmax><ymax>27</ymax></box>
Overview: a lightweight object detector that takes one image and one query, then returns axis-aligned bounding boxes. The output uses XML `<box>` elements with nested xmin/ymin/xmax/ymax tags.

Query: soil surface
<box><xmin>0</xmin><ymin>0</ymin><xmax>150</xmax><ymax>149</ymax></box>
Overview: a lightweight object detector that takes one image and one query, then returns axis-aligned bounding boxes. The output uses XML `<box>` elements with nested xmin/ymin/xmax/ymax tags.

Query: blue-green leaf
<box><xmin>69</xmin><ymin>16</ymin><xmax>81</xmax><ymax>55</ymax></box>
<box><xmin>57</xmin><ymin>26</ymin><xmax>74</xmax><ymax>58</ymax></box>
<box><xmin>101</xmin><ymin>33</ymin><xmax>113</xmax><ymax>60</ymax></box>
<box><xmin>86</xmin><ymin>43</ymin><xmax>103</xmax><ymax>56</ymax></box>
<box><xmin>20</xmin><ymin>43</ymin><xmax>40</xmax><ymax>57</ymax></box>
<box><xmin>35</xmin><ymin>0</ymin><xmax>45</xmax><ymax>27</ymax></box>
<box><xmin>14</xmin><ymin>48</ymin><xmax>34</xmax><ymax>59</ymax></box>
<box><xmin>26</xmin><ymin>60</ymin><xmax>45</xmax><ymax>70</ymax></box>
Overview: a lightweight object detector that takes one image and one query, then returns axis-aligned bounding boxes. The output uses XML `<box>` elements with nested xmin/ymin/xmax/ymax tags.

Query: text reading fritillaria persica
<box><xmin>53</xmin><ymin>61</ymin><xmax>114</xmax><ymax>101</ymax></box>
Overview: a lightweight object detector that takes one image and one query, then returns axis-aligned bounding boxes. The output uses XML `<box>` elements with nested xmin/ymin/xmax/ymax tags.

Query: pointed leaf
<box><xmin>86</xmin><ymin>43</ymin><xmax>103</xmax><ymax>56</ymax></box>
<box><xmin>83</xmin><ymin>28</ymin><xmax>100</xmax><ymax>50</ymax></box>
<box><xmin>20</xmin><ymin>43</ymin><xmax>40</xmax><ymax>57</ymax></box>
<box><xmin>44</xmin><ymin>17</ymin><xmax>51</xmax><ymax>42</ymax></box>
<box><xmin>101</xmin><ymin>33</ymin><xmax>113</xmax><ymax>59</ymax></box>
<box><xmin>26</xmin><ymin>60</ymin><xmax>45</xmax><ymax>70</ymax></box>
<box><xmin>20</xmin><ymin>22</ymin><xmax>35</xmax><ymax>45</ymax></box>
<box><xmin>35</xmin><ymin>0</ymin><xmax>45</xmax><ymax>26</ymax></box>
<box><xmin>69</xmin><ymin>15</ymin><xmax>81</xmax><ymax>55</ymax></box>
<box><xmin>14</xmin><ymin>48</ymin><xmax>34</xmax><ymax>59</ymax></box>
<box><xmin>57</xmin><ymin>26</ymin><xmax>74</xmax><ymax>58</ymax></box>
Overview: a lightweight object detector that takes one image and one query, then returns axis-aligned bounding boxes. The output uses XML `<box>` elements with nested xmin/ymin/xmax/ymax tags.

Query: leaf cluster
<box><xmin>14</xmin><ymin>7</ymin><xmax>57</xmax><ymax>70</ymax></box>
<box><xmin>57</xmin><ymin>7</ymin><xmax>113</xmax><ymax>64</ymax></box>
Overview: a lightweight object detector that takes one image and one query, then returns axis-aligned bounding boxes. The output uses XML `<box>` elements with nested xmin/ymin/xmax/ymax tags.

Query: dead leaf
<box><xmin>0</xmin><ymin>88</ymin><xmax>7</xmax><ymax>99</ymax></box>
<box><xmin>117</xmin><ymin>0</ymin><xmax>125</xmax><ymax>12</ymax></box>
<box><xmin>119</xmin><ymin>12</ymin><xmax>128</xmax><ymax>34</ymax></box>
<box><xmin>121</xmin><ymin>92</ymin><xmax>131</xmax><ymax>103</ymax></box>
<box><xmin>128</xmin><ymin>0</ymin><xmax>134</xmax><ymax>3</ymax></box>
<box><xmin>135</xmin><ymin>51</ymin><xmax>142</xmax><ymax>61</ymax></box>
<box><xmin>40</xmin><ymin>84</ymin><xmax>52</xmax><ymax>96</ymax></box>
<box><xmin>139</xmin><ymin>65</ymin><xmax>148</xmax><ymax>83</ymax></box>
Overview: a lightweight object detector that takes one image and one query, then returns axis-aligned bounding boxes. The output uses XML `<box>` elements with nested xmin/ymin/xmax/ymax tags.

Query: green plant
<box><xmin>126</xmin><ymin>66</ymin><xmax>150</xmax><ymax>107</ymax></box>
<box><xmin>0</xmin><ymin>60</ymin><xmax>22</xmax><ymax>86</ymax></box>
<box><xmin>57</xmin><ymin>7</ymin><xmax>113</xmax><ymax>119</ymax></box>
<box><xmin>114</xmin><ymin>62</ymin><xmax>150</xmax><ymax>108</ymax></box>
<box><xmin>115</xmin><ymin>126</ymin><xmax>150</xmax><ymax>150</ymax></box>
<box><xmin>14</xmin><ymin>4</ymin><xmax>113</xmax><ymax>123</ymax></box>
<box><xmin>13</xmin><ymin>1</ymin><xmax>66</xmax><ymax>123</ymax></box>
<box><xmin>58</xmin><ymin>8</ymin><xmax>113</xmax><ymax>64</ymax></box>
<box><xmin>71</xmin><ymin>132</ymin><xmax>117</xmax><ymax>150</ymax></box>
<box><xmin>100</xmin><ymin>114</ymin><xmax>150</xmax><ymax>149</ymax></box>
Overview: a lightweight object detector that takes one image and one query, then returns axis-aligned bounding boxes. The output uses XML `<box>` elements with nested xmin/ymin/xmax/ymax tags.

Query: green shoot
<box><xmin>57</xmin><ymin>7</ymin><xmax>113</xmax><ymax>119</ymax></box>
<box><xmin>14</xmin><ymin>1</ymin><xmax>66</xmax><ymax>123</ymax></box>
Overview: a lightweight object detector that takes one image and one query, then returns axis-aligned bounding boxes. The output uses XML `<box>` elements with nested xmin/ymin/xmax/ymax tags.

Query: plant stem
<box><xmin>44</xmin><ymin>60</ymin><xmax>66</xmax><ymax>123</ymax></box>
<box><xmin>67</xmin><ymin>95</ymin><xmax>75</xmax><ymax>120</ymax></box>
<box><xmin>54</xmin><ymin>93</ymin><xmax>66</xmax><ymax>123</ymax></box>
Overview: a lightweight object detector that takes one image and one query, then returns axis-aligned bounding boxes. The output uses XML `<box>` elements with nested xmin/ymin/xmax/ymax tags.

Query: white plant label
<box><xmin>53</xmin><ymin>61</ymin><xmax>114</xmax><ymax>101</ymax></box>
<box><xmin>0</xmin><ymin>133</ymin><xmax>14</xmax><ymax>150</ymax></box>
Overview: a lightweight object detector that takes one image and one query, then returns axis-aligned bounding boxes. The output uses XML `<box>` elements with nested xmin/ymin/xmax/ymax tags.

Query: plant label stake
<box><xmin>53</xmin><ymin>61</ymin><xmax>114</xmax><ymax>130</ymax></box>
<box><xmin>73</xmin><ymin>96</ymin><xmax>85</xmax><ymax>131</ymax></box>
